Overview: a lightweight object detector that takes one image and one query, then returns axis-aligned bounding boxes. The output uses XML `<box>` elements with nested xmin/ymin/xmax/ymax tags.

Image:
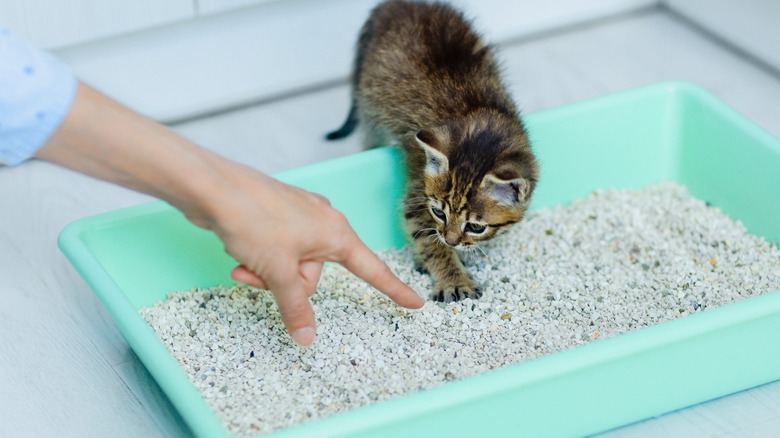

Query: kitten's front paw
<box><xmin>431</xmin><ymin>279</ymin><xmax>483</xmax><ymax>302</ymax></box>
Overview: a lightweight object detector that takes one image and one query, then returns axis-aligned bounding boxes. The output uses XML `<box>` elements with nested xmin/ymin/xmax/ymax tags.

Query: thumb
<box><xmin>230</xmin><ymin>265</ymin><xmax>268</xmax><ymax>290</ymax></box>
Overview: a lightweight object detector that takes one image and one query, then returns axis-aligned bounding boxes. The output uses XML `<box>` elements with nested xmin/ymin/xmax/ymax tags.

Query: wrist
<box><xmin>172</xmin><ymin>149</ymin><xmax>277</xmax><ymax>236</ymax></box>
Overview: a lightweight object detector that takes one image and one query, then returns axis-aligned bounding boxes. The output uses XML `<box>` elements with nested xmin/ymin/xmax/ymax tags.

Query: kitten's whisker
<box><xmin>473</xmin><ymin>244</ymin><xmax>490</xmax><ymax>261</ymax></box>
<box><xmin>413</xmin><ymin>227</ymin><xmax>437</xmax><ymax>240</ymax></box>
<box><xmin>424</xmin><ymin>231</ymin><xmax>440</xmax><ymax>242</ymax></box>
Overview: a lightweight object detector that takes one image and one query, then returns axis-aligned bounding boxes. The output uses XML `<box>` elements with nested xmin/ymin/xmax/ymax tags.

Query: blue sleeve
<box><xmin>0</xmin><ymin>28</ymin><xmax>78</xmax><ymax>166</ymax></box>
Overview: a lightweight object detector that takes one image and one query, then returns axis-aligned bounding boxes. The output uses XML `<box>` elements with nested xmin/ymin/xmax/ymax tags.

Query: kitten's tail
<box><xmin>325</xmin><ymin>103</ymin><xmax>358</xmax><ymax>140</ymax></box>
<box><xmin>326</xmin><ymin>4</ymin><xmax>379</xmax><ymax>141</ymax></box>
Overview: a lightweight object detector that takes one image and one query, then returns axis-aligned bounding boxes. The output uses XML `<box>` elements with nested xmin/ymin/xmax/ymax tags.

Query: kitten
<box><xmin>326</xmin><ymin>0</ymin><xmax>539</xmax><ymax>302</ymax></box>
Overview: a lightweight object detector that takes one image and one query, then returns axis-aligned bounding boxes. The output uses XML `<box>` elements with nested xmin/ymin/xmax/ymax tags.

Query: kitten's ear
<box><xmin>415</xmin><ymin>129</ymin><xmax>449</xmax><ymax>177</ymax></box>
<box><xmin>481</xmin><ymin>173</ymin><xmax>531</xmax><ymax>206</ymax></box>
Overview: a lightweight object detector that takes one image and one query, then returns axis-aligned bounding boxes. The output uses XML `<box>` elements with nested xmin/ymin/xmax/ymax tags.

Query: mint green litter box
<box><xmin>58</xmin><ymin>82</ymin><xmax>780</xmax><ymax>438</ymax></box>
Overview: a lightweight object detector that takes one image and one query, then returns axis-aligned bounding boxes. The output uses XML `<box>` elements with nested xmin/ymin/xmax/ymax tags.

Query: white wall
<box><xmin>664</xmin><ymin>0</ymin><xmax>780</xmax><ymax>74</ymax></box>
<box><xmin>5</xmin><ymin>0</ymin><xmax>657</xmax><ymax>122</ymax></box>
<box><xmin>0</xmin><ymin>0</ymin><xmax>193</xmax><ymax>49</ymax></box>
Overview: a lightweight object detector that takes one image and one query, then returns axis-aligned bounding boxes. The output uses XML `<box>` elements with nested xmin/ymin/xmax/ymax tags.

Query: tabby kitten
<box><xmin>326</xmin><ymin>0</ymin><xmax>539</xmax><ymax>302</ymax></box>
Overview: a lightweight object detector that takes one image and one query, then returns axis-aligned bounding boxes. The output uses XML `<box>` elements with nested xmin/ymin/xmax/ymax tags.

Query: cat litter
<box><xmin>140</xmin><ymin>182</ymin><xmax>780</xmax><ymax>436</ymax></box>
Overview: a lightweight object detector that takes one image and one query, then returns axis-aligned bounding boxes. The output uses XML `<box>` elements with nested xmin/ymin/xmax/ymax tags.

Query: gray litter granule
<box><xmin>140</xmin><ymin>182</ymin><xmax>780</xmax><ymax>436</ymax></box>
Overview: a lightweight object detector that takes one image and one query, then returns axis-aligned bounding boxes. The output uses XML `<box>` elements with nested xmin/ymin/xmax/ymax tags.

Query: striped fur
<box><xmin>327</xmin><ymin>0</ymin><xmax>539</xmax><ymax>302</ymax></box>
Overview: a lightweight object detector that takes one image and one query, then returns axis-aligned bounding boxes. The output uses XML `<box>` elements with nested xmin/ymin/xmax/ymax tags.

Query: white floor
<box><xmin>3</xmin><ymin>7</ymin><xmax>780</xmax><ymax>438</ymax></box>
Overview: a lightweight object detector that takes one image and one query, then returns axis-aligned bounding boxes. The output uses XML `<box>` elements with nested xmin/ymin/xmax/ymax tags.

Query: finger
<box><xmin>299</xmin><ymin>260</ymin><xmax>323</xmax><ymax>297</ymax></box>
<box><xmin>266</xmin><ymin>262</ymin><xmax>317</xmax><ymax>346</ymax></box>
<box><xmin>339</xmin><ymin>237</ymin><xmax>424</xmax><ymax>309</ymax></box>
<box><xmin>230</xmin><ymin>265</ymin><xmax>268</xmax><ymax>290</ymax></box>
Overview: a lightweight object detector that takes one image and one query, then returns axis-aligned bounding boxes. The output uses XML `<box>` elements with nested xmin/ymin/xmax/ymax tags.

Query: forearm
<box><xmin>34</xmin><ymin>82</ymin><xmax>228</xmax><ymax>218</ymax></box>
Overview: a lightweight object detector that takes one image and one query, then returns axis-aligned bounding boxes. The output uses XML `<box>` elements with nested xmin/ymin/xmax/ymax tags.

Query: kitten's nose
<box><xmin>444</xmin><ymin>231</ymin><xmax>460</xmax><ymax>246</ymax></box>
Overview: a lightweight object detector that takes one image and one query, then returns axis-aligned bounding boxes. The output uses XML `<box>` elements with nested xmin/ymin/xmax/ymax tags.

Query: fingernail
<box><xmin>408</xmin><ymin>290</ymin><xmax>426</xmax><ymax>309</ymax></box>
<box><xmin>407</xmin><ymin>299</ymin><xmax>426</xmax><ymax>311</ymax></box>
<box><xmin>290</xmin><ymin>327</ymin><xmax>316</xmax><ymax>347</ymax></box>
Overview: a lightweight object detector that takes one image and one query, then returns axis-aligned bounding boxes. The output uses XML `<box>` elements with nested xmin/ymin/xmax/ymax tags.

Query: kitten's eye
<box><xmin>430</xmin><ymin>207</ymin><xmax>447</xmax><ymax>222</ymax></box>
<box><xmin>465</xmin><ymin>222</ymin><xmax>487</xmax><ymax>234</ymax></box>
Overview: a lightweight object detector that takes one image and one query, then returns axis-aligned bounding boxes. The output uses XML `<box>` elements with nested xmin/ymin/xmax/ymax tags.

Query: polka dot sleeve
<box><xmin>0</xmin><ymin>28</ymin><xmax>77</xmax><ymax>166</ymax></box>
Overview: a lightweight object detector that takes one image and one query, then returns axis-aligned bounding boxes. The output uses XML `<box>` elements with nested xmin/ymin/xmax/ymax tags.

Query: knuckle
<box><xmin>312</xmin><ymin>193</ymin><xmax>332</xmax><ymax>207</ymax></box>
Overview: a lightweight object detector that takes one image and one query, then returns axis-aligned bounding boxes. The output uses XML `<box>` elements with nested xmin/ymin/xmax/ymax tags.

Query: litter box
<box><xmin>58</xmin><ymin>82</ymin><xmax>780</xmax><ymax>437</ymax></box>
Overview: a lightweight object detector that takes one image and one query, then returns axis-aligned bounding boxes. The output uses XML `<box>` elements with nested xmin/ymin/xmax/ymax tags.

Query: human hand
<box><xmin>35</xmin><ymin>82</ymin><xmax>422</xmax><ymax>347</ymax></box>
<box><xmin>186</xmin><ymin>160</ymin><xmax>425</xmax><ymax>346</ymax></box>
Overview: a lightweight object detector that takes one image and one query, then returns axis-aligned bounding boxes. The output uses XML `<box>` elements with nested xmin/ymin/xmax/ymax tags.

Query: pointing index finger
<box><xmin>339</xmin><ymin>237</ymin><xmax>424</xmax><ymax>309</ymax></box>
